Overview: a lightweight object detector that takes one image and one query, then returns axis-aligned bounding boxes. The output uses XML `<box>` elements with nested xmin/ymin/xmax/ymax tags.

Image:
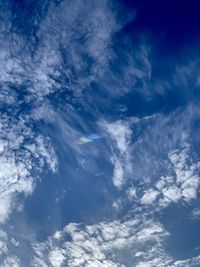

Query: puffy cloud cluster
<box><xmin>32</xmin><ymin>216</ymin><xmax>170</xmax><ymax>267</ymax></box>
<box><xmin>0</xmin><ymin>113</ymin><xmax>57</xmax><ymax>223</ymax></box>
<box><xmin>135</xmin><ymin>143</ymin><xmax>200</xmax><ymax>209</ymax></box>
<box><xmin>0</xmin><ymin>229</ymin><xmax>22</xmax><ymax>266</ymax></box>
<box><xmin>30</xmin><ymin>215</ymin><xmax>200</xmax><ymax>267</ymax></box>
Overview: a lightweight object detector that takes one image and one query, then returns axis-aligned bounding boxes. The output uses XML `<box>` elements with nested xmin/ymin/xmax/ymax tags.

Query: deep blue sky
<box><xmin>122</xmin><ymin>0</ymin><xmax>200</xmax><ymax>40</ymax></box>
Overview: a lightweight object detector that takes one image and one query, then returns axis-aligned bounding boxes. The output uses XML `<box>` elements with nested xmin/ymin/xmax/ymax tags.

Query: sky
<box><xmin>0</xmin><ymin>0</ymin><xmax>200</xmax><ymax>266</ymax></box>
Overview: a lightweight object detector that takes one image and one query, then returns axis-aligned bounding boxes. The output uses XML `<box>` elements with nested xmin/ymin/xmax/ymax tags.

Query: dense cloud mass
<box><xmin>0</xmin><ymin>0</ymin><xmax>200</xmax><ymax>266</ymax></box>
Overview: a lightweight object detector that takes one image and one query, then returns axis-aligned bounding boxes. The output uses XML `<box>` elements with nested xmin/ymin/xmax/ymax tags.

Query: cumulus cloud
<box><xmin>126</xmin><ymin>142</ymin><xmax>200</xmax><ymax>211</ymax></box>
<box><xmin>48</xmin><ymin>248</ymin><xmax>65</xmax><ymax>267</ymax></box>
<box><xmin>0</xmin><ymin>113</ymin><xmax>57</xmax><ymax>223</ymax></box>
<box><xmin>32</xmin><ymin>216</ymin><xmax>170</xmax><ymax>267</ymax></box>
<box><xmin>141</xmin><ymin>189</ymin><xmax>159</xmax><ymax>205</ymax></box>
<box><xmin>0</xmin><ymin>229</ymin><xmax>24</xmax><ymax>267</ymax></box>
<box><xmin>2</xmin><ymin>256</ymin><xmax>20</xmax><ymax>267</ymax></box>
<box><xmin>156</xmin><ymin>144</ymin><xmax>200</xmax><ymax>207</ymax></box>
<box><xmin>31</xmin><ymin>214</ymin><xmax>200</xmax><ymax>267</ymax></box>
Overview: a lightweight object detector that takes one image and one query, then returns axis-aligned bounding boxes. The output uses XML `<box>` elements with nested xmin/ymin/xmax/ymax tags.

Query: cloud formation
<box><xmin>0</xmin><ymin>0</ymin><xmax>199</xmax><ymax>266</ymax></box>
<box><xmin>32</xmin><ymin>216</ymin><xmax>170</xmax><ymax>267</ymax></box>
<box><xmin>101</xmin><ymin>119</ymin><xmax>135</xmax><ymax>188</ymax></box>
<box><xmin>0</xmin><ymin>112</ymin><xmax>57</xmax><ymax>223</ymax></box>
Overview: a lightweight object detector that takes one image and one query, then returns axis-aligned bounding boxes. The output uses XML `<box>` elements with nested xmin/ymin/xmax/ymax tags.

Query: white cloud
<box><xmin>162</xmin><ymin>145</ymin><xmax>200</xmax><ymax>204</ymax></box>
<box><xmin>0</xmin><ymin>2</ymin><xmax>199</xmax><ymax>267</ymax></box>
<box><xmin>162</xmin><ymin>186</ymin><xmax>182</xmax><ymax>204</ymax></box>
<box><xmin>32</xmin><ymin>258</ymin><xmax>48</xmax><ymax>267</ymax></box>
<box><xmin>127</xmin><ymin>187</ymin><xmax>137</xmax><ymax>199</ymax></box>
<box><xmin>122</xmin><ymin>136</ymin><xmax>200</xmax><ymax>216</ymax></box>
<box><xmin>136</xmin><ymin>142</ymin><xmax>200</xmax><ymax>209</ymax></box>
<box><xmin>25</xmin><ymin>0</ymin><xmax>129</xmax><ymax>100</ymax></box>
<box><xmin>191</xmin><ymin>208</ymin><xmax>200</xmax><ymax>220</ymax></box>
<box><xmin>32</xmin><ymin>216</ymin><xmax>171</xmax><ymax>267</ymax></box>
<box><xmin>0</xmin><ymin>113</ymin><xmax>58</xmax><ymax>223</ymax></box>
<box><xmin>2</xmin><ymin>256</ymin><xmax>20</xmax><ymax>267</ymax></box>
<box><xmin>104</xmin><ymin>120</ymin><xmax>132</xmax><ymax>154</ymax></box>
<box><xmin>112</xmin><ymin>158</ymin><xmax>124</xmax><ymax>188</ymax></box>
<box><xmin>156</xmin><ymin>179</ymin><xmax>166</xmax><ymax>190</ymax></box>
<box><xmin>141</xmin><ymin>189</ymin><xmax>159</xmax><ymax>205</ymax></box>
<box><xmin>0</xmin><ymin>0</ymin><xmax>148</xmax><ymax>103</ymax></box>
<box><xmin>49</xmin><ymin>248</ymin><xmax>65</xmax><ymax>267</ymax></box>
<box><xmin>101</xmin><ymin>119</ymin><xmax>133</xmax><ymax>188</ymax></box>
<box><xmin>172</xmin><ymin>255</ymin><xmax>200</xmax><ymax>267</ymax></box>
<box><xmin>0</xmin><ymin>230</ymin><xmax>8</xmax><ymax>256</ymax></box>
<box><xmin>112</xmin><ymin>199</ymin><xmax>122</xmax><ymax>210</ymax></box>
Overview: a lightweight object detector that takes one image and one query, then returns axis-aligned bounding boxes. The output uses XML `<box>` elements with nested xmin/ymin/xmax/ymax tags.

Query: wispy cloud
<box><xmin>100</xmin><ymin>119</ymin><xmax>134</xmax><ymax>188</ymax></box>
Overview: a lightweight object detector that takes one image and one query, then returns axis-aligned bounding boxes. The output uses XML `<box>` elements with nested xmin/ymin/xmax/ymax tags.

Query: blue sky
<box><xmin>0</xmin><ymin>0</ymin><xmax>200</xmax><ymax>266</ymax></box>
